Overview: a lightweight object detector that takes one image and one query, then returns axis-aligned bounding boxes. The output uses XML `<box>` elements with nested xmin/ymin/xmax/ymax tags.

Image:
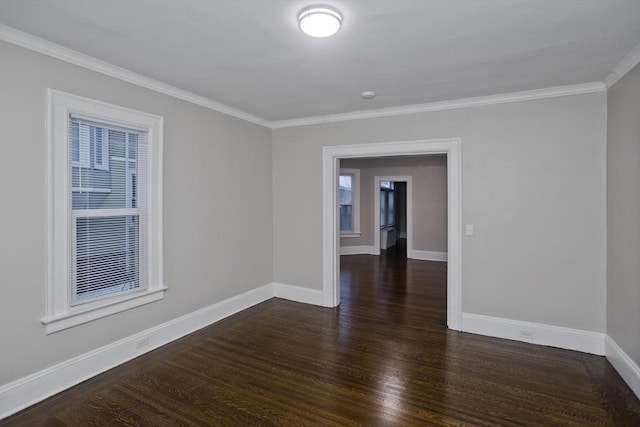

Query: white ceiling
<box><xmin>1</xmin><ymin>0</ymin><xmax>638</xmax><ymax>122</ymax></box>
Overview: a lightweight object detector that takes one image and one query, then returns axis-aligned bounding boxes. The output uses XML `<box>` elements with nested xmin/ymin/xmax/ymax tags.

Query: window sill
<box><xmin>340</xmin><ymin>232</ymin><xmax>361</xmax><ymax>238</ymax></box>
<box><xmin>41</xmin><ymin>287</ymin><xmax>167</xmax><ymax>334</ymax></box>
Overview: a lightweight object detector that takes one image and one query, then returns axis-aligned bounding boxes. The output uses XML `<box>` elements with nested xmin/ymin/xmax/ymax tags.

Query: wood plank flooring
<box><xmin>2</xmin><ymin>242</ymin><xmax>640</xmax><ymax>425</ymax></box>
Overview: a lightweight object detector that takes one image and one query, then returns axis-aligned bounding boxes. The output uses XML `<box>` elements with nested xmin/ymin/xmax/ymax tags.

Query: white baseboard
<box><xmin>340</xmin><ymin>245</ymin><xmax>377</xmax><ymax>255</ymax></box>
<box><xmin>0</xmin><ymin>281</ymin><xmax>331</xmax><ymax>419</ymax></box>
<box><xmin>3</xmin><ymin>285</ymin><xmax>627</xmax><ymax>420</ymax></box>
<box><xmin>461</xmin><ymin>313</ymin><xmax>605</xmax><ymax>355</ymax></box>
<box><xmin>410</xmin><ymin>250</ymin><xmax>448</xmax><ymax>262</ymax></box>
<box><xmin>605</xmin><ymin>335</ymin><xmax>640</xmax><ymax>399</ymax></box>
<box><xmin>0</xmin><ymin>284</ymin><xmax>274</xmax><ymax>420</ymax></box>
<box><xmin>272</xmin><ymin>282</ymin><xmax>324</xmax><ymax>306</ymax></box>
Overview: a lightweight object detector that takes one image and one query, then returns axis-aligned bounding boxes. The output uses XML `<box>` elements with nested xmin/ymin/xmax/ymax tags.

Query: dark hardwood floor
<box><xmin>3</xmin><ymin>241</ymin><xmax>640</xmax><ymax>426</ymax></box>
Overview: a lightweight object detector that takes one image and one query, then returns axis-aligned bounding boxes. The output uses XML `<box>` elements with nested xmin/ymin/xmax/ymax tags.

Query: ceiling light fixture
<box><xmin>298</xmin><ymin>6</ymin><xmax>343</xmax><ymax>38</ymax></box>
<box><xmin>361</xmin><ymin>91</ymin><xmax>375</xmax><ymax>100</ymax></box>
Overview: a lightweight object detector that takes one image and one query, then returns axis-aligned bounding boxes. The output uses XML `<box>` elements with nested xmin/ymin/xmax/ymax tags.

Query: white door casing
<box><xmin>322</xmin><ymin>138</ymin><xmax>462</xmax><ymax>330</ymax></box>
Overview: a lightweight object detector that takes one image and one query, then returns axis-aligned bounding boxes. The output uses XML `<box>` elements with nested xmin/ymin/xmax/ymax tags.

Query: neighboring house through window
<box><xmin>71</xmin><ymin>124</ymin><xmax>109</xmax><ymax>171</ymax></box>
<box><xmin>93</xmin><ymin>126</ymin><xmax>109</xmax><ymax>171</ymax></box>
<box><xmin>45</xmin><ymin>89</ymin><xmax>165</xmax><ymax>333</ymax></box>
<box><xmin>339</xmin><ymin>168</ymin><xmax>360</xmax><ymax>237</ymax></box>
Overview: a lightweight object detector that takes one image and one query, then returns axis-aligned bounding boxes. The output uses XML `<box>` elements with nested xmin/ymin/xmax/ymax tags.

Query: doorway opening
<box><xmin>375</xmin><ymin>176</ymin><xmax>411</xmax><ymax>258</ymax></box>
<box><xmin>322</xmin><ymin>139</ymin><xmax>462</xmax><ymax>330</ymax></box>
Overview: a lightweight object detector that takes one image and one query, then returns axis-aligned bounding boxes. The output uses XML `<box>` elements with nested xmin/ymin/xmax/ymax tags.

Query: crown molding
<box><xmin>603</xmin><ymin>43</ymin><xmax>640</xmax><ymax>89</ymax></box>
<box><xmin>0</xmin><ymin>24</ymin><xmax>616</xmax><ymax>131</ymax></box>
<box><xmin>0</xmin><ymin>24</ymin><xmax>271</xmax><ymax>128</ymax></box>
<box><xmin>271</xmin><ymin>82</ymin><xmax>606</xmax><ymax>129</ymax></box>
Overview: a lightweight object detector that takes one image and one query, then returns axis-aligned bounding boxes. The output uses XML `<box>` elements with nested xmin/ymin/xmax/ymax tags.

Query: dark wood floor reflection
<box><xmin>3</xmin><ymin>244</ymin><xmax>640</xmax><ymax>426</ymax></box>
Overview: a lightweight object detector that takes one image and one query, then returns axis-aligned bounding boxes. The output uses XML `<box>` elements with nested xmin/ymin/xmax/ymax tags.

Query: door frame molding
<box><xmin>322</xmin><ymin>138</ymin><xmax>462</xmax><ymax>330</ymax></box>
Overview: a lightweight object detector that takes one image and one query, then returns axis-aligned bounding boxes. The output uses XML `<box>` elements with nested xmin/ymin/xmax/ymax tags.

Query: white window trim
<box><xmin>45</xmin><ymin>89</ymin><xmax>165</xmax><ymax>334</ymax></box>
<box><xmin>339</xmin><ymin>168</ymin><xmax>361</xmax><ymax>237</ymax></box>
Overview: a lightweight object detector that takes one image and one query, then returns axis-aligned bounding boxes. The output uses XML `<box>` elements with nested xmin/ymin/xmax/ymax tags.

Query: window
<box><xmin>339</xmin><ymin>174</ymin><xmax>353</xmax><ymax>231</ymax></box>
<box><xmin>380</xmin><ymin>181</ymin><xmax>394</xmax><ymax>229</ymax></box>
<box><xmin>45</xmin><ymin>89</ymin><xmax>164</xmax><ymax>334</ymax></box>
<box><xmin>339</xmin><ymin>168</ymin><xmax>360</xmax><ymax>236</ymax></box>
<box><xmin>71</xmin><ymin>119</ymin><xmax>141</xmax><ymax>304</ymax></box>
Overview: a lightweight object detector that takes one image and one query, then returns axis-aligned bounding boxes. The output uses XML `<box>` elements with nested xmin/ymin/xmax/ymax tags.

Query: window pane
<box><xmin>340</xmin><ymin>205</ymin><xmax>353</xmax><ymax>231</ymax></box>
<box><xmin>381</xmin><ymin>181</ymin><xmax>392</xmax><ymax>189</ymax></box>
<box><xmin>74</xmin><ymin>215</ymin><xmax>139</xmax><ymax>304</ymax></box>
<box><xmin>339</xmin><ymin>174</ymin><xmax>353</xmax><ymax>232</ymax></box>
<box><xmin>388</xmin><ymin>191</ymin><xmax>394</xmax><ymax>226</ymax></box>
<box><xmin>95</xmin><ymin>128</ymin><xmax>103</xmax><ymax>164</ymax></box>
<box><xmin>70</xmin><ymin>119</ymin><xmax>142</xmax><ymax>210</ymax></box>
<box><xmin>71</xmin><ymin>122</ymin><xmax>80</xmax><ymax>163</ymax></box>
<box><xmin>128</xmin><ymin>134</ymin><xmax>138</xmax><ymax>160</ymax></box>
<box><xmin>339</xmin><ymin>175</ymin><xmax>352</xmax><ymax>205</ymax></box>
<box><xmin>380</xmin><ymin>190</ymin><xmax>387</xmax><ymax>228</ymax></box>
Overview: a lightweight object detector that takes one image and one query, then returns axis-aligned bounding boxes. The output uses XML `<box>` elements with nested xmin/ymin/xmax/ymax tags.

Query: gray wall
<box><xmin>273</xmin><ymin>92</ymin><xmax>607</xmax><ymax>332</ymax></box>
<box><xmin>0</xmin><ymin>41</ymin><xmax>273</xmax><ymax>385</ymax></box>
<box><xmin>0</xmin><ymin>38</ymin><xmax>616</xmax><ymax>390</ymax></box>
<box><xmin>607</xmin><ymin>64</ymin><xmax>640</xmax><ymax>366</ymax></box>
<box><xmin>340</xmin><ymin>156</ymin><xmax>447</xmax><ymax>253</ymax></box>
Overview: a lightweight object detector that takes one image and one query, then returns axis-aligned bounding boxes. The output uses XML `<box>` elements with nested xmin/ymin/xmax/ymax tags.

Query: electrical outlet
<box><xmin>518</xmin><ymin>330</ymin><xmax>534</xmax><ymax>340</ymax></box>
<box><xmin>136</xmin><ymin>336</ymin><xmax>149</xmax><ymax>349</ymax></box>
<box><xmin>465</xmin><ymin>224</ymin><xmax>474</xmax><ymax>236</ymax></box>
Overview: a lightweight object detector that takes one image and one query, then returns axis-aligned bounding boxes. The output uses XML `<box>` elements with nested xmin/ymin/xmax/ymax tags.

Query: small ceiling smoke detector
<box><xmin>361</xmin><ymin>91</ymin><xmax>376</xmax><ymax>100</ymax></box>
<box><xmin>298</xmin><ymin>6</ymin><xmax>343</xmax><ymax>38</ymax></box>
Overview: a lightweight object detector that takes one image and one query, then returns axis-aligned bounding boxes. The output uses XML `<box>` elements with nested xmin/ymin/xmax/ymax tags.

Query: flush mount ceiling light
<box><xmin>361</xmin><ymin>91</ymin><xmax>375</xmax><ymax>100</ymax></box>
<box><xmin>298</xmin><ymin>6</ymin><xmax>343</xmax><ymax>37</ymax></box>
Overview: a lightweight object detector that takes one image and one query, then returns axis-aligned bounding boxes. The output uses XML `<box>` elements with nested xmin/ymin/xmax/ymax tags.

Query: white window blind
<box><xmin>70</xmin><ymin>121</ymin><xmax>90</xmax><ymax>168</ymax></box>
<box><xmin>69</xmin><ymin>117</ymin><xmax>148</xmax><ymax>305</ymax></box>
